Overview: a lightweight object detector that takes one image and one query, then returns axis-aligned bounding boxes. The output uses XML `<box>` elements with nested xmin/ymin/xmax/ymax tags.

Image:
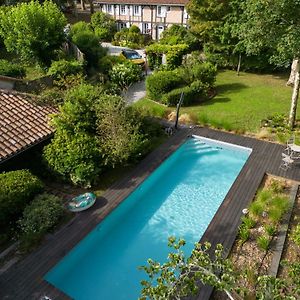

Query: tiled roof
<box><xmin>95</xmin><ymin>0</ymin><xmax>188</xmax><ymax>5</ymax></box>
<box><xmin>0</xmin><ymin>89</ymin><xmax>58</xmax><ymax>164</ymax></box>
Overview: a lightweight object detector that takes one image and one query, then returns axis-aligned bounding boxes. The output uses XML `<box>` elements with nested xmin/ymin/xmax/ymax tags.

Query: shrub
<box><xmin>44</xmin><ymin>132</ymin><xmax>101</xmax><ymax>186</ymax></box>
<box><xmin>71</xmin><ymin>27</ymin><xmax>106</xmax><ymax>66</ymax></box>
<box><xmin>109</xmin><ymin>61</ymin><xmax>143</xmax><ymax>90</ymax></box>
<box><xmin>241</xmin><ymin>216</ymin><xmax>256</xmax><ymax>229</ymax></box>
<box><xmin>190</xmin><ymin>62</ymin><xmax>217</xmax><ymax>88</ymax></box>
<box><xmin>238</xmin><ymin>225</ymin><xmax>250</xmax><ymax>244</ymax></box>
<box><xmin>0</xmin><ymin>59</ymin><xmax>26</xmax><ymax>78</ymax></box>
<box><xmin>113</xmin><ymin>26</ymin><xmax>149</xmax><ymax>49</ymax></box>
<box><xmin>47</xmin><ymin>59</ymin><xmax>84</xmax><ymax>80</ymax></box>
<box><xmin>18</xmin><ymin>193</ymin><xmax>64</xmax><ymax>248</ymax></box>
<box><xmin>18</xmin><ymin>193</ymin><xmax>64</xmax><ymax>235</ymax></box>
<box><xmin>146</xmin><ymin>43</ymin><xmax>189</xmax><ymax>70</ymax></box>
<box><xmin>249</xmin><ymin>201</ymin><xmax>264</xmax><ymax>217</ymax></box>
<box><xmin>98</xmin><ymin>55</ymin><xmax>125</xmax><ymax>74</ymax></box>
<box><xmin>264</xmin><ymin>224</ymin><xmax>276</xmax><ymax>237</ymax></box>
<box><xmin>257</xmin><ymin>190</ymin><xmax>273</xmax><ymax>204</ymax></box>
<box><xmin>291</xmin><ymin>224</ymin><xmax>300</xmax><ymax>246</ymax></box>
<box><xmin>256</xmin><ymin>235</ymin><xmax>270</xmax><ymax>251</ymax></box>
<box><xmin>39</xmin><ymin>88</ymin><xmax>64</xmax><ymax>105</ymax></box>
<box><xmin>162</xmin><ymin>81</ymin><xmax>208</xmax><ymax>106</ymax></box>
<box><xmin>70</xmin><ymin>21</ymin><xmax>92</xmax><ymax>37</ymax></box>
<box><xmin>146</xmin><ymin>70</ymin><xmax>183</xmax><ymax>101</ymax></box>
<box><xmin>0</xmin><ymin>170</ymin><xmax>44</xmax><ymax>227</ymax></box>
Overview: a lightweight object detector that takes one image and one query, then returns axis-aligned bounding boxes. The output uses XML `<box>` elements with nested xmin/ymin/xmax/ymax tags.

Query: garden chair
<box><xmin>285</xmin><ymin>134</ymin><xmax>295</xmax><ymax>155</ymax></box>
<box><xmin>280</xmin><ymin>153</ymin><xmax>294</xmax><ymax>170</ymax></box>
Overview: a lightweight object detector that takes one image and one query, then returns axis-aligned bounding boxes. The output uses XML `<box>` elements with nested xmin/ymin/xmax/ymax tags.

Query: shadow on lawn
<box><xmin>216</xmin><ymin>82</ymin><xmax>248</xmax><ymax>94</ymax></box>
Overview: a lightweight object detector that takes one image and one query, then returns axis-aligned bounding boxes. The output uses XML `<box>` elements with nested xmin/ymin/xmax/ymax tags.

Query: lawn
<box><xmin>134</xmin><ymin>70</ymin><xmax>294</xmax><ymax>133</ymax></box>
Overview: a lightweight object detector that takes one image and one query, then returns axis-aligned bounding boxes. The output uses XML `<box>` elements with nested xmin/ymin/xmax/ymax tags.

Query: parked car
<box><xmin>120</xmin><ymin>49</ymin><xmax>145</xmax><ymax>68</ymax></box>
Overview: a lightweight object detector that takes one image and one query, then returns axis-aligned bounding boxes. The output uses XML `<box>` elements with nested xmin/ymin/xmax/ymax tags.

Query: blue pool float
<box><xmin>67</xmin><ymin>192</ymin><xmax>96</xmax><ymax>212</ymax></box>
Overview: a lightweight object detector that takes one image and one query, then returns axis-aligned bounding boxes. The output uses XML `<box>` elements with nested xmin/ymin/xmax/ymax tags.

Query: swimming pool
<box><xmin>45</xmin><ymin>136</ymin><xmax>251</xmax><ymax>299</ymax></box>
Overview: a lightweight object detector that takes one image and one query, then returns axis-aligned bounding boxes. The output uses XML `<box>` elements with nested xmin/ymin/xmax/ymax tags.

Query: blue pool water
<box><xmin>45</xmin><ymin>136</ymin><xmax>251</xmax><ymax>300</ymax></box>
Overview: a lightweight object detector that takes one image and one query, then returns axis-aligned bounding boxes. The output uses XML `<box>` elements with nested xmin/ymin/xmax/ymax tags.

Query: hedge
<box><xmin>47</xmin><ymin>59</ymin><xmax>84</xmax><ymax>80</ymax></box>
<box><xmin>0</xmin><ymin>59</ymin><xmax>26</xmax><ymax>78</ymax></box>
<box><xmin>162</xmin><ymin>80</ymin><xmax>209</xmax><ymax>106</ymax></box>
<box><xmin>18</xmin><ymin>193</ymin><xmax>64</xmax><ymax>238</ymax></box>
<box><xmin>146</xmin><ymin>70</ymin><xmax>183</xmax><ymax>101</ymax></box>
<box><xmin>0</xmin><ymin>170</ymin><xmax>44</xmax><ymax>227</ymax></box>
<box><xmin>145</xmin><ymin>43</ymin><xmax>189</xmax><ymax>70</ymax></box>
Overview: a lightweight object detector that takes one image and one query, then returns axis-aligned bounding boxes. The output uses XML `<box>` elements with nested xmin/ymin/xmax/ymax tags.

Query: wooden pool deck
<box><xmin>1</xmin><ymin>127</ymin><xmax>299</xmax><ymax>300</ymax></box>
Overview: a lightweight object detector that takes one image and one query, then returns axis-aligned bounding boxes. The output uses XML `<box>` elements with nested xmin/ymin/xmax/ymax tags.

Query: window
<box><xmin>167</xmin><ymin>6</ymin><xmax>171</xmax><ymax>12</ymax></box>
<box><xmin>106</xmin><ymin>4</ymin><xmax>113</xmax><ymax>13</ymax></box>
<box><xmin>157</xmin><ymin>6</ymin><xmax>162</xmax><ymax>17</ymax></box>
<box><xmin>119</xmin><ymin>22</ymin><xmax>126</xmax><ymax>30</ymax></box>
<box><xmin>133</xmin><ymin>5</ymin><xmax>141</xmax><ymax>16</ymax></box>
<box><xmin>157</xmin><ymin>6</ymin><xmax>166</xmax><ymax>17</ymax></box>
<box><xmin>120</xmin><ymin>5</ymin><xmax>126</xmax><ymax>15</ymax></box>
<box><xmin>143</xmin><ymin>23</ymin><xmax>149</xmax><ymax>34</ymax></box>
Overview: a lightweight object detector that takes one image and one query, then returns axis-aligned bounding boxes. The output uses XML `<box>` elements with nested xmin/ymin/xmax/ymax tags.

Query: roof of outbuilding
<box><xmin>0</xmin><ymin>89</ymin><xmax>58</xmax><ymax>164</ymax></box>
<box><xmin>95</xmin><ymin>0</ymin><xmax>188</xmax><ymax>5</ymax></box>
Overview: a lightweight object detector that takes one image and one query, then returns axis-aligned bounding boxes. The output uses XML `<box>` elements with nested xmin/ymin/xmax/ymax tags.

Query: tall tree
<box><xmin>0</xmin><ymin>1</ymin><xmax>67</xmax><ymax>66</ymax></box>
<box><xmin>237</xmin><ymin>0</ymin><xmax>300</xmax><ymax>128</ymax></box>
<box><xmin>187</xmin><ymin>0</ymin><xmax>231</xmax><ymax>45</ymax></box>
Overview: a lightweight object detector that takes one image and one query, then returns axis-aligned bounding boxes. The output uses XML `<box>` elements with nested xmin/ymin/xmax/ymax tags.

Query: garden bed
<box><xmin>212</xmin><ymin>175</ymin><xmax>298</xmax><ymax>299</ymax></box>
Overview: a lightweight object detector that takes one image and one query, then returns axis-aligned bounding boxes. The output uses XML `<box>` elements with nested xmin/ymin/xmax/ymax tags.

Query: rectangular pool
<box><xmin>45</xmin><ymin>136</ymin><xmax>251</xmax><ymax>299</ymax></box>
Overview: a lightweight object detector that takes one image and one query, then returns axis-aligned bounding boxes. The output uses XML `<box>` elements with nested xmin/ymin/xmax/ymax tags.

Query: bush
<box><xmin>109</xmin><ymin>61</ymin><xmax>143</xmax><ymax>90</ymax></box>
<box><xmin>161</xmin><ymin>80</ymin><xmax>209</xmax><ymax>106</ymax></box>
<box><xmin>291</xmin><ymin>224</ymin><xmax>300</xmax><ymax>246</ymax></box>
<box><xmin>71</xmin><ymin>23</ymin><xmax>107</xmax><ymax>66</ymax></box>
<box><xmin>0</xmin><ymin>59</ymin><xmax>26</xmax><ymax>78</ymax></box>
<box><xmin>70</xmin><ymin>21</ymin><xmax>92</xmax><ymax>37</ymax></box>
<box><xmin>18</xmin><ymin>193</ymin><xmax>64</xmax><ymax>247</ymax></box>
<box><xmin>98</xmin><ymin>55</ymin><xmax>125</xmax><ymax>74</ymax></box>
<box><xmin>113</xmin><ymin>26</ymin><xmax>148</xmax><ymax>49</ymax></box>
<box><xmin>44</xmin><ymin>132</ymin><xmax>101</xmax><ymax>187</ymax></box>
<box><xmin>0</xmin><ymin>170</ymin><xmax>44</xmax><ymax>227</ymax></box>
<box><xmin>191</xmin><ymin>62</ymin><xmax>217</xmax><ymax>88</ymax></box>
<box><xmin>47</xmin><ymin>59</ymin><xmax>84</xmax><ymax>80</ymax></box>
<box><xmin>146</xmin><ymin>43</ymin><xmax>189</xmax><ymax>70</ymax></box>
<box><xmin>146</xmin><ymin>70</ymin><xmax>183</xmax><ymax>101</ymax></box>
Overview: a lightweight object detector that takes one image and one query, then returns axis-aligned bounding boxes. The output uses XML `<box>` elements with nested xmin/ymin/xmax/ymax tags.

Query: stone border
<box><xmin>268</xmin><ymin>184</ymin><xmax>299</xmax><ymax>276</ymax></box>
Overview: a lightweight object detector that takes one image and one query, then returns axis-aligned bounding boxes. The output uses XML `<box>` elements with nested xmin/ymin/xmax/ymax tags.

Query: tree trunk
<box><xmin>237</xmin><ymin>53</ymin><xmax>241</xmax><ymax>76</ymax></box>
<box><xmin>288</xmin><ymin>59</ymin><xmax>300</xmax><ymax>128</ymax></box>
<box><xmin>88</xmin><ymin>0</ymin><xmax>94</xmax><ymax>14</ymax></box>
<box><xmin>287</xmin><ymin>58</ymin><xmax>298</xmax><ymax>86</ymax></box>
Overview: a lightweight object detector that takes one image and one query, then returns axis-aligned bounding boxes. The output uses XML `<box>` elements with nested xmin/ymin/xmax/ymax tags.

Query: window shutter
<box><xmin>162</xmin><ymin>6</ymin><xmax>167</xmax><ymax>17</ymax></box>
<box><xmin>115</xmin><ymin>5</ymin><xmax>119</xmax><ymax>15</ymax></box>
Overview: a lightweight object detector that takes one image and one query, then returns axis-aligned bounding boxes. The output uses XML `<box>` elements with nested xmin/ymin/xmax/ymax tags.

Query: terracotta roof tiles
<box><xmin>0</xmin><ymin>89</ymin><xmax>58</xmax><ymax>164</ymax></box>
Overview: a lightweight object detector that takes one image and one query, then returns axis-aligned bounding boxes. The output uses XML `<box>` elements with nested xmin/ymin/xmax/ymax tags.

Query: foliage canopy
<box><xmin>0</xmin><ymin>1</ymin><xmax>67</xmax><ymax>65</ymax></box>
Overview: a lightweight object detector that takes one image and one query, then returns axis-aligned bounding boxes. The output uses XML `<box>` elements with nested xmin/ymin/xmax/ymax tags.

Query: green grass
<box><xmin>135</xmin><ymin>70</ymin><xmax>293</xmax><ymax>133</ymax></box>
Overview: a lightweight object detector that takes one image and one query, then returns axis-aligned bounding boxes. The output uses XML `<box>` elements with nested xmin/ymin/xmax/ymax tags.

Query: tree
<box><xmin>44</xmin><ymin>83</ymin><xmax>148</xmax><ymax>186</ymax></box>
<box><xmin>160</xmin><ymin>25</ymin><xmax>199</xmax><ymax>50</ymax></box>
<box><xmin>140</xmin><ymin>237</ymin><xmax>300</xmax><ymax>299</ymax></box>
<box><xmin>91</xmin><ymin>11</ymin><xmax>117</xmax><ymax>41</ymax></box>
<box><xmin>237</xmin><ymin>0</ymin><xmax>300</xmax><ymax>128</ymax></box>
<box><xmin>44</xmin><ymin>84</ymin><xmax>102</xmax><ymax>186</ymax></box>
<box><xmin>0</xmin><ymin>1</ymin><xmax>67</xmax><ymax>66</ymax></box>
<box><xmin>187</xmin><ymin>0</ymin><xmax>231</xmax><ymax>45</ymax></box>
<box><xmin>140</xmin><ymin>237</ymin><xmax>236</xmax><ymax>300</ymax></box>
<box><xmin>70</xmin><ymin>21</ymin><xmax>107</xmax><ymax>66</ymax></box>
<box><xmin>95</xmin><ymin>95</ymin><xmax>147</xmax><ymax>167</ymax></box>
